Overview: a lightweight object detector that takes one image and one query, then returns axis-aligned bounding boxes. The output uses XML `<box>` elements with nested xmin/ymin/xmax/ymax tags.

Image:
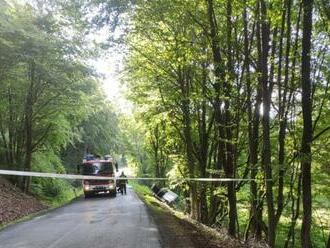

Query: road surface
<box><xmin>0</xmin><ymin>188</ymin><xmax>161</xmax><ymax>248</ymax></box>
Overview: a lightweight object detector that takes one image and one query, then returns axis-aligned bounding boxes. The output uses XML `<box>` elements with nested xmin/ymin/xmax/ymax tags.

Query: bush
<box><xmin>30</xmin><ymin>151</ymin><xmax>82</xmax><ymax>206</ymax></box>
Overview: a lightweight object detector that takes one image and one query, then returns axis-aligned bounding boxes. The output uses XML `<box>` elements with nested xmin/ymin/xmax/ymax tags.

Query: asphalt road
<box><xmin>0</xmin><ymin>188</ymin><xmax>162</xmax><ymax>248</ymax></box>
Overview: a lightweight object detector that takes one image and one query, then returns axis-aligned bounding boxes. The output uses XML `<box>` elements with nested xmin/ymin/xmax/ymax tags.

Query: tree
<box><xmin>300</xmin><ymin>0</ymin><xmax>314</xmax><ymax>247</ymax></box>
<box><xmin>35</xmin><ymin>0</ymin><xmax>330</xmax><ymax>246</ymax></box>
<box><xmin>0</xmin><ymin>1</ymin><xmax>104</xmax><ymax>192</ymax></box>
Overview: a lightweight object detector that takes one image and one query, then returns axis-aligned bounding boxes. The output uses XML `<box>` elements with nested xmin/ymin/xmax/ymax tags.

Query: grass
<box><xmin>130</xmin><ymin>181</ymin><xmax>250</xmax><ymax>248</ymax></box>
<box><xmin>131</xmin><ymin>181</ymin><xmax>329</xmax><ymax>247</ymax></box>
<box><xmin>129</xmin><ymin>181</ymin><xmax>153</xmax><ymax>196</ymax></box>
<box><xmin>129</xmin><ymin>181</ymin><xmax>165</xmax><ymax>212</ymax></box>
<box><xmin>235</xmin><ymin>184</ymin><xmax>330</xmax><ymax>248</ymax></box>
<box><xmin>38</xmin><ymin>186</ymin><xmax>83</xmax><ymax>208</ymax></box>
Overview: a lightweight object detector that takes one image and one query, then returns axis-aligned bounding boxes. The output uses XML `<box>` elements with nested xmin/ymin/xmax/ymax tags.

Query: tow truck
<box><xmin>79</xmin><ymin>154</ymin><xmax>118</xmax><ymax>198</ymax></box>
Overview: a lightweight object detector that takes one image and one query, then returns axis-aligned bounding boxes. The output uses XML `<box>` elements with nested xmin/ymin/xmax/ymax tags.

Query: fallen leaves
<box><xmin>0</xmin><ymin>177</ymin><xmax>47</xmax><ymax>225</ymax></box>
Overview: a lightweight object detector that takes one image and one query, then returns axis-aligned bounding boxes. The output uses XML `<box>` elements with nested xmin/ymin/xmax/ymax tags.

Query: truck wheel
<box><xmin>84</xmin><ymin>192</ymin><xmax>92</xmax><ymax>198</ymax></box>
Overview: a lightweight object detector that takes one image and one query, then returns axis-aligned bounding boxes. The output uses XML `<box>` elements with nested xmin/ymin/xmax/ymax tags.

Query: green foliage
<box><xmin>0</xmin><ymin>0</ymin><xmax>124</xmax><ymax>205</ymax></box>
<box><xmin>105</xmin><ymin>0</ymin><xmax>330</xmax><ymax>246</ymax></box>
<box><xmin>129</xmin><ymin>181</ymin><xmax>152</xmax><ymax>196</ymax></box>
<box><xmin>0</xmin><ymin>0</ymin><xmax>329</xmax><ymax>247</ymax></box>
<box><xmin>30</xmin><ymin>151</ymin><xmax>82</xmax><ymax>206</ymax></box>
<box><xmin>60</xmin><ymin>100</ymin><xmax>123</xmax><ymax>171</ymax></box>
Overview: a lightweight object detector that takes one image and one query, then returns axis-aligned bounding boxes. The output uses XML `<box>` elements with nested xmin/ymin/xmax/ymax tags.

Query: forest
<box><xmin>0</xmin><ymin>0</ymin><xmax>329</xmax><ymax>247</ymax></box>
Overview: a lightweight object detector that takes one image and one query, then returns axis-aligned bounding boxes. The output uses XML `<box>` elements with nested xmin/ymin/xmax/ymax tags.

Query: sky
<box><xmin>88</xmin><ymin>27</ymin><xmax>133</xmax><ymax>115</ymax></box>
<box><xmin>92</xmin><ymin>54</ymin><xmax>132</xmax><ymax>114</ymax></box>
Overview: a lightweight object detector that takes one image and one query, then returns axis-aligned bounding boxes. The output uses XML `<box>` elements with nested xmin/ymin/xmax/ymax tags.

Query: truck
<box><xmin>79</xmin><ymin>154</ymin><xmax>118</xmax><ymax>198</ymax></box>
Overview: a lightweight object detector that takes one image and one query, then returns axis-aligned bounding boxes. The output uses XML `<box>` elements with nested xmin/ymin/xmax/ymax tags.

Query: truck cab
<box><xmin>80</xmin><ymin>155</ymin><xmax>118</xmax><ymax>198</ymax></box>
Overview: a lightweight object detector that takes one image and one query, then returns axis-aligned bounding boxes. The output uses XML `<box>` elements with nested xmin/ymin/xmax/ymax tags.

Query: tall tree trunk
<box><xmin>151</xmin><ymin>124</ymin><xmax>160</xmax><ymax>178</ymax></box>
<box><xmin>206</xmin><ymin>0</ymin><xmax>238</xmax><ymax>236</ymax></box>
<box><xmin>224</xmin><ymin>0</ymin><xmax>237</xmax><ymax>236</ymax></box>
<box><xmin>179</xmin><ymin>68</ymin><xmax>200</xmax><ymax>221</ymax></box>
<box><xmin>23</xmin><ymin>61</ymin><xmax>35</xmax><ymax>193</ymax></box>
<box><xmin>300</xmin><ymin>0</ymin><xmax>314</xmax><ymax>247</ymax></box>
<box><xmin>244</xmin><ymin>0</ymin><xmax>263</xmax><ymax>239</ymax></box>
<box><xmin>259</xmin><ymin>0</ymin><xmax>275</xmax><ymax>246</ymax></box>
<box><xmin>276</xmin><ymin>0</ymin><xmax>292</xmax><ymax>225</ymax></box>
<box><xmin>197</xmin><ymin>72</ymin><xmax>209</xmax><ymax>224</ymax></box>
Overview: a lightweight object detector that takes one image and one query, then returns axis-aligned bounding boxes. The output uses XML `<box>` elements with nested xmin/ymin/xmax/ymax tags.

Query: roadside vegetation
<box><xmin>0</xmin><ymin>0</ymin><xmax>329</xmax><ymax>247</ymax></box>
<box><xmin>0</xmin><ymin>0</ymin><xmax>123</xmax><ymax>207</ymax></box>
<box><xmin>104</xmin><ymin>1</ymin><xmax>329</xmax><ymax>247</ymax></box>
<box><xmin>131</xmin><ymin>181</ymin><xmax>250</xmax><ymax>248</ymax></box>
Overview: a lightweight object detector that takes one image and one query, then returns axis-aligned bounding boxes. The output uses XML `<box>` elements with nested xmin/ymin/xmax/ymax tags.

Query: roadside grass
<box><xmin>129</xmin><ymin>181</ymin><xmax>153</xmax><ymax>197</ymax></box>
<box><xmin>37</xmin><ymin>186</ymin><xmax>83</xmax><ymax>208</ymax></box>
<box><xmin>131</xmin><ymin>181</ymin><xmax>329</xmax><ymax>248</ymax></box>
<box><xmin>129</xmin><ymin>181</ymin><xmax>191</xmax><ymax>222</ymax></box>
<box><xmin>129</xmin><ymin>181</ymin><xmax>165</xmax><ymax>213</ymax></box>
<box><xmin>130</xmin><ymin>181</ymin><xmax>248</xmax><ymax>248</ymax></box>
<box><xmin>236</xmin><ymin>184</ymin><xmax>330</xmax><ymax>248</ymax></box>
<box><xmin>31</xmin><ymin>177</ymin><xmax>83</xmax><ymax>207</ymax></box>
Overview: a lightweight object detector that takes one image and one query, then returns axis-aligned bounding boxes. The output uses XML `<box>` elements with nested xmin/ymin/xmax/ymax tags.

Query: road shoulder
<box><xmin>131</xmin><ymin>183</ymin><xmax>246</xmax><ymax>248</ymax></box>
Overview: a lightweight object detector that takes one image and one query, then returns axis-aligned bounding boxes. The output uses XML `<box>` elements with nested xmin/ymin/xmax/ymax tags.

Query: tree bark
<box><xmin>259</xmin><ymin>0</ymin><xmax>275</xmax><ymax>246</ymax></box>
<box><xmin>206</xmin><ymin>0</ymin><xmax>237</xmax><ymax>236</ymax></box>
<box><xmin>179</xmin><ymin>68</ymin><xmax>200</xmax><ymax>221</ymax></box>
<box><xmin>276</xmin><ymin>0</ymin><xmax>292</xmax><ymax>225</ymax></box>
<box><xmin>245</xmin><ymin>0</ymin><xmax>263</xmax><ymax>239</ymax></box>
<box><xmin>224</xmin><ymin>0</ymin><xmax>237</xmax><ymax>236</ymax></box>
<box><xmin>300</xmin><ymin>0</ymin><xmax>314</xmax><ymax>247</ymax></box>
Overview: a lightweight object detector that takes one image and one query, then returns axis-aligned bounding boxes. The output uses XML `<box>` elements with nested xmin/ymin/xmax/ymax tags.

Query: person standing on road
<box><xmin>118</xmin><ymin>171</ymin><xmax>128</xmax><ymax>195</ymax></box>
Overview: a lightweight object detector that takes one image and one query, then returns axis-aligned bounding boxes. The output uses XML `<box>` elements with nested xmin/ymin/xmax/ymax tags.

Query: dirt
<box><xmin>141</xmin><ymin>194</ymin><xmax>269</xmax><ymax>248</ymax></box>
<box><xmin>0</xmin><ymin>177</ymin><xmax>47</xmax><ymax>226</ymax></box>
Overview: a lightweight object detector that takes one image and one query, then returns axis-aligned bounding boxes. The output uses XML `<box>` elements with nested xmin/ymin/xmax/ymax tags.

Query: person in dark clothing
<box><xmin>118</xmin><ymin>171</ymin><xmax>127</xmax><ymax>195</ymax></box>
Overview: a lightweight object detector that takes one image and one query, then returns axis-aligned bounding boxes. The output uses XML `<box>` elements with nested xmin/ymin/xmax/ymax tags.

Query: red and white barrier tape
<box><xmin>0</xmin><ymin>169</ymin><xmax>266</xmax><ymax>182</ymax></box>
